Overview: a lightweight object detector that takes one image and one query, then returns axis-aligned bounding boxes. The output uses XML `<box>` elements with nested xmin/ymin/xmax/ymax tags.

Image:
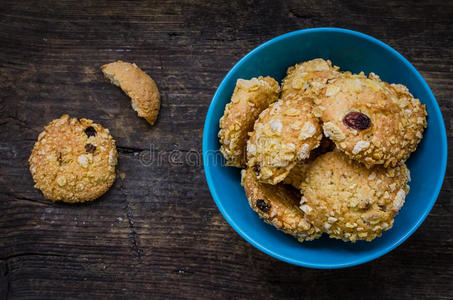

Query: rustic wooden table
<box><xmin>1</xmin><ymin>1</ymin><xmax>452</xmax><ymax>299</ymax></box>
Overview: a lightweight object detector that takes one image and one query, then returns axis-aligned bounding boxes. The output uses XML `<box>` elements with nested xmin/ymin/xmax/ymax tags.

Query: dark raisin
<box><xmin>362</xmin><ymin>202</ymin><xmax>371</xmax><ymax>210</ymax></box>
<box><xmin>84</xmin><ymin>126</ymin><xmax>97</xmax><ymax>137</ymax></box>
<box><xmin>253</xmin><ymin>163</ymin><xmax>261</xmax><ymax>175</ymax></box>
<box><xmin>85</xmin><ymin>143</ymin><xmax>96</xmax><ymax>153</ymax></box>
<box><xmin>256</xmin><ymin>199</ymin><xmax>270</xmax><ymax>212</ymax></box>
<box><xmin>57</xmin><ymin>152</ymin><xmax>63</xmax><ymax>165</ymax></box>
<box><xmin>343</xmin><ymin>112</ymin><xmax>371</xmax><ymax>130</ymax></box>
<box><xmin>378</xmin><ymin>205</ymin><xmax>387</xmax><ymax>212</ymax></box>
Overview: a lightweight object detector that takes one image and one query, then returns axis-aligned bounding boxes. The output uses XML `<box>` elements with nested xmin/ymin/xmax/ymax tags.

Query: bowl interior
<box><xmin>203</xmin><ymin>28</ymin><xmax>447</xmax><ymax>268</ymax></box>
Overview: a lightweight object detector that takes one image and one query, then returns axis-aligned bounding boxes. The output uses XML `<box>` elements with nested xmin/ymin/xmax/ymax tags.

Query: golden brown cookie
<box><xmin>29</xmin><ymin>115</ymin><xmax>118</xmax><ymax>203</ymax></box>
<box><xmin>218</xmin><ymin>76</ymin><xmax>280</xmax><ymax>167</ymax></box>
<box><xmin>281</xmin><ymin>58</ymin><xmax>340</xmax><ymax>100</ymax></box>
<box><xmin>101</xmin><ymin>60</ymin><xmax>160</xmax><ymax>126</ymax></box>
<box><xmin>241</xmin><ymin>168</ymin><xmax>321</xmax><ymax>242</ymax></box>
<box><xmin>246</xmin><ymin>98</ymin><xmax>322</xmax><ymax>184</ymax></box>
<box><xmin>318</xmin><ymin>72</ymin><xmax>427</xmax><ymax>168</ymax></box>
<box><xmin>300</xmin><ymin>151</ymin><xmax>410</xmax><ymax>242</ymax></box>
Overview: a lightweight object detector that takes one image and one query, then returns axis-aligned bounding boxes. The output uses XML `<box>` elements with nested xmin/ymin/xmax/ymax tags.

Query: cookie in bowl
<box><xmin>246</xmin><ymin>97</ymin><xmax>322</xmax><ymax>185</ymax></box>
<box><xmin>318</xmin><ymin>72</ymin><xmax>427</xmax><ymax>168</ymax></box>
<box><xmin>241</xmin><ymin>168</ymin><xmax>321</xmax><ymax>242</ymax></box>
<box><xmin>218</xmin><ymin>76</ymin><xmax>280</xmax><ymax>167</ymax></box>
<box><xmin>300</xmin><ymin>151</ymin><xmax>410</xmax><ymax>242</ymax></box>
<box><xmin>281</xmin><ymin>58</ymin><xmax>340</xmax><ymax>100</ymax></box>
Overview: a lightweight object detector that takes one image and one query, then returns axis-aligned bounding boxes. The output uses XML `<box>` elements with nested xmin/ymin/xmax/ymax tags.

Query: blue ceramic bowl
<box><xmin>202</xmin><ymin>28</ymin><xmax>447</xmax><ymax>268</ymax></box>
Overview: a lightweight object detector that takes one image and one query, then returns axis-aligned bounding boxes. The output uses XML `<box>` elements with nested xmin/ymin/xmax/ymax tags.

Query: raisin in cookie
<box><xmin>318</xmin><ymin>72</ymin><xmax>427</xmax><ymax>168</ymax></box>
<box><xmin>241</xmin><ymin>168</ymin><xmax>321</xmax><ymax>242</ymax></box>
<box><xmin>218</xmin><ymin>76</ymin><xmax>280</xmax><ymax>167</ymax></box>
<box><xmin>300</xmin><ymin>151</ymin><xmax>410</xmax><ymax>242</ymax></box>
<box><xmin>101</xmin><ymin>60</ymin><xmax>160</xmax><ymax>126</ymax></box>
<box><xmin>281</xmin><ymin>58</ymin><xmax>340</xmax><ymax>100</ymax></box>
<box><xmin>247</xmin><ymin>98</ymin><xmax>322</xmax><ymax>185</ymax></box>
<box><xmin>29</xmin><ymin>115</ymin><xmax>118</xmax><ymax>203</ymax></box>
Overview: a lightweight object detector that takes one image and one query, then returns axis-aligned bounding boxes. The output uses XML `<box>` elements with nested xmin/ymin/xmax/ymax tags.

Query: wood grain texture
<box><xmin>0</xmin><ymin>0</ymin><xmax>452</xmax><ymax>299</ymax></box>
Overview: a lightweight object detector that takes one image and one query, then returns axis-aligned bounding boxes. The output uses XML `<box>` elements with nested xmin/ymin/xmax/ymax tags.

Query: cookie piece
<box><xmin>241</xmin><ymin>168</ymin><xmax>321</xmax><ymax>242</ymax></box>
<box><xmin>29</xmin><ymin>115</ymin><xmax>118</xmax><ymax>203</ymax></box>
<box><xmin>281</xmin><ymin>58</ymin><xmax>340</xmax><ymax>100</ymax></box>
<box><xmin>247</xmin><ymin>98</ymin><xmax>322</xmax><ymax>184</ymax></box>
<box><xmin>101</xmin><ymin>60</ymin><xmax>160</xmax><ymax>126</ymax></box>
<box><xmin>283</xmin><ymin>136</ymin><xmax>335</xmax><ymax>189</ymax></box>
<box><xmin>218</xmin><ymin>76</ymin><xmax>280</xmax><ymax>167</ymax></box>
<box><xmin>319</xmin><ymin>72</ymin><xmax>427</xmax><ymax>168</ymax></box>
<box><xmin>300</xmin><ymin>151</ymin><xmax>410</xmax><ymax>242</ymax></box>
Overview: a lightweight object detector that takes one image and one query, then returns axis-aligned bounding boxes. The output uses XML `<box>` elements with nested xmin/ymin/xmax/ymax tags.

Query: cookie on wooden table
<box><xmin>101</xmin><ymin>60</ymin><xmax>161</xmax><ymax>126</ymax></box>
<box><xmin>29</xmin><ymin>114</ymin><xmax>118</xmax><ymax>203</ymax></box>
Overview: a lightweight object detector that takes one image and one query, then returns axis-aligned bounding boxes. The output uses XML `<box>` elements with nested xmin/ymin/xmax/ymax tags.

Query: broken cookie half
<box><xmin>101</xmin><ymin>60</ymin><xmax>161</xmax><ymax>126</ymax></box>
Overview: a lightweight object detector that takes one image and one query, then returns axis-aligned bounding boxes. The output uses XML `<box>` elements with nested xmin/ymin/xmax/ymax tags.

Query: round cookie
<box><xmin>318</xmin><ymin>72</ymin><xmax>427</xmax><ymax>168</ymax></box>
<box><xmin>246</xmin><ymin>98</ymin><xmax>322</xmax><ymax>185</ymax></box>
<box><xmin>218</xmin><ymin>76</ymin><xmax>280</xmax><ymax>167</ymax></box>
<box><xmin>300</xmin><ymin>151</ymin><xmax>410</xmax><ymax>242</ymax></box>
<box><xmin>29</xmin><ymin>114</ymin><xmax>118</xmax><ymax>203</ymax></box>
<box><xmin>101</xmin><ymin>60</ymin><xmax>161</xmax><ymax>126</ymax></box>
<box><xmin>241</xmin><ymin>168</ymin><xmax>321</xmax><ymax>242</ymax></box>
<box><xmin>281</xmin><ymin>58</ymin><xmax>340</xmax><ymax>100</ymax></box>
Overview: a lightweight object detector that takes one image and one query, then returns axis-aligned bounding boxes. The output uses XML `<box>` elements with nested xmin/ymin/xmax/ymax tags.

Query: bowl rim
<box><xmin>202</xmin><ymin>27</ymin><xmax>448</xmax><ymax>269</ymax></box>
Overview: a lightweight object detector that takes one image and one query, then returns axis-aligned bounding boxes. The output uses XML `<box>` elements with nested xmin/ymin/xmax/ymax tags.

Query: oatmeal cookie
<box><xmin>101</xmin><ymin>60</ymin><xmax>160</xmax><ymax>126</ymax></box>
<box><xmin>29</xmin><ymin>114</ymin><xmax>118</xmax><ymax>203</ymax></box>
<box><xmin>300</xmin><ymin>151</ymin><xmax>410</xmax><ymax>242</ymax></box>
<box><xmin>247</xmin><ymin>98</ymin><xmax>322</xmax><ymax>184</ymax></box>
<box><xmin>241</xmin><ymin>168</ymin><xmax>321</xmax><ymax>242</ymax></box>
<box><xmin>318</xmin><ymin>72</ymin><xmax>427</xmax><ymax>168</ymax></box>
<box><xmin>281</xmin><ymin>58</ymin><xmax>340</xmax><ymax>100</ymax></box>
<box><xmin>218</xmin><ymin>76</ymin><xmax>280</xmax><ymax>167</ymax></box>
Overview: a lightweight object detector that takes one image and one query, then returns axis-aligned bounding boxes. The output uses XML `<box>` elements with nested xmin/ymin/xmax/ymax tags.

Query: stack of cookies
<box><xmin>218</xmin><ymin>58</ymin><xmax>427</xmax><ymax>242</ymax></box>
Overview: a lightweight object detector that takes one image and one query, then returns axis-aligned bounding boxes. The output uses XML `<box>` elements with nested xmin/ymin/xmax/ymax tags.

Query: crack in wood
<box><xmin>288</xmin><ymin>9</ymin><xmax>312</xmax><ymax>19</ymax></box>
<box><xmin>117</xmin><ymin>145</ymin><xmax>147</xmax><ymax>154</ymax></box>
<box><xmin>0</xmin><ymin>252</ymin><xmax>66</xmax><ymax>262</ymax></box>
<box><xmin>118</xmin><ymin>178</ymin><xmax>143</xmax><ymax>260</ymax></box>
<box><xmin>5</xmin><ymin>192</ymin><xmax>51</xmax><ymax>206</ymax></box>
<box><xmin>126</xmin><ymin>206</ymin><xmax>143</xmax><ymax>260</ymax></box>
